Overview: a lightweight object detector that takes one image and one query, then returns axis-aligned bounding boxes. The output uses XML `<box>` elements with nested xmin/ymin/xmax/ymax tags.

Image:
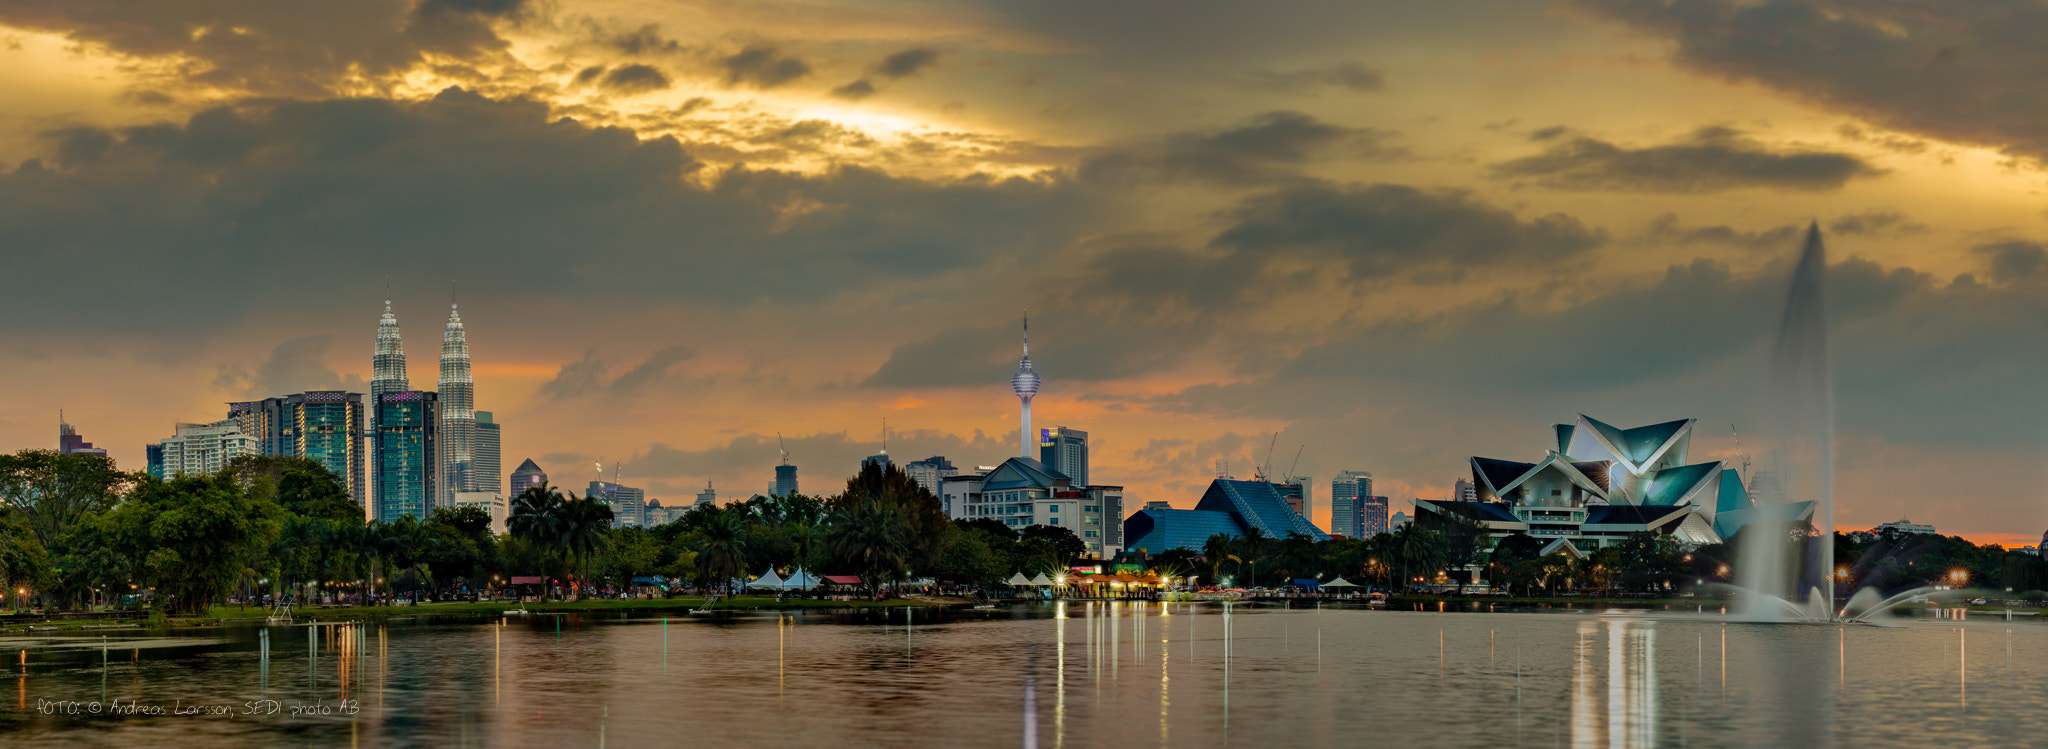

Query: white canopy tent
<box><xmin>1005</xmin><ymin>572</ymin><xmax>1032</xmax><ymax>587</ymax></box>
<box><xmin>779</xmin><ymin>568</ymin><xmax>817</xmax><ymax>590</ymax></box>
<box><xmin>749</xmin><ymin>568</ymin><xmax>784</xmax><ymax>590</ymax></box>
<box><xmin>1027</xmin><ymin>573</ymin><xmax>1056</xmax><ymax>587</ymax></box>
<box><xmin>1322</xmin><ymin>577</ymin><xmax>1360</xmax><ymax>588</ymax></box>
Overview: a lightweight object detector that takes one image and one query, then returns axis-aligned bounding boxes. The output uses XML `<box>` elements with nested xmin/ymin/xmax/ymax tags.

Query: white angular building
<box><xmin>1417</xmin><ymin>414</ymin><xmax>1812</xmax><ymax>557</ymax></box>
<box><xmin>149</xmin><ymin>420</ymin><xmax>258</xmax><ymax>479</ymax></box>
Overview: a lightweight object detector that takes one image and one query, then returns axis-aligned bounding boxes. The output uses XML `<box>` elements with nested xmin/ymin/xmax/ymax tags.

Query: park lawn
<box><xmin>201</xmin><ymin>595</ymin><xmax>938</xmax><ymax>621</ymax></box>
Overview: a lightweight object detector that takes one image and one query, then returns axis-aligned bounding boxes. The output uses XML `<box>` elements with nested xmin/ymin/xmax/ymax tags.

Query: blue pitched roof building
<box><xmin>1123</xmin><ymin>478</ymin><xmax>1330</xmax><ymax>552</ymax></box>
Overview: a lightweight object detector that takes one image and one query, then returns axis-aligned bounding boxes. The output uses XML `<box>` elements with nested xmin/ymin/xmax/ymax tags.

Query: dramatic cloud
<box><xmin>213</xmin><ymin>335</ymin><xmax>368</xmax><ymax>398</ymax></box>
<box><xmin>537</xmin><ymin>345</ymin><xmax>696</xmax><ymax>401</ymax></box>
<box><xmin>0</xmin><ymin>89</ymin><xmax>1093</xmax><ymax>337</ymax></box>
<box><xmin>1213</xmin><ymin>182</ymin><xmax>1608</xmax><ymax>280</ymax></box>
<box><xmin>597</xmin><ymin>64</ymin><xmax>671</xmax><ymax>94</ymax></box>
<box><xmin>0</xmin><ymin>0</ymin><xmax>524</xmax><ymax>96</ymax></box>
<box><xmin>720</xmin><ymin>43</ymin><xmax>810</xmax><ymax>89</ymax></box>
<box><xmin>1571</xmin><ymin>0</ymin><xmax>2048</xmax><ymax>160</ymax></box>
<box><xmin>1974</xmin><ymin>240</ymin><xmax>2048</xmax><ymax>283</ymax></box>
<box><xmin>1079</xmin><ymin>111</ymin><xmax>1402</xmax><ymax>187</ymax></box>
<box><xmin>875</xmin><ymin>48</ymin><xmax>942</xmax><ymax>79</ymax></box>
<box><xmin>1493</xmin><ymin>126</ymin><xmax>1883</xmax><ymax>193</ymax></box>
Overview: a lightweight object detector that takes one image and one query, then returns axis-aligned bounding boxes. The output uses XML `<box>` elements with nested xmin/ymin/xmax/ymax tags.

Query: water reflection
<box><xmin>3</xmin><ymin>606</ymin><xmax>2045</xmax><ymax>746</ymax></box>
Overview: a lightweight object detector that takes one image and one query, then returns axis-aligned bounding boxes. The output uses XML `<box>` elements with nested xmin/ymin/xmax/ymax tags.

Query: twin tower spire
<box><xmin>370</xmin><ymin>291</ymin><xmax>477</xmax><ymax>512</ymax></box>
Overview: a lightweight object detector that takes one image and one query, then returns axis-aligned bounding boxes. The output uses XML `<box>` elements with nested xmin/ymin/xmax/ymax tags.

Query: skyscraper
<box><xmin>58</xmin><ymin>413</ymin><xmax>108</xmax><ymax>457</ymax></box>
<box><xmin>1452</xmin><ymin>478</ymin><xmax>1477</xmax><ymax>503</ymax></box>
<box><xmin>1010</xmin><ymin>315</ymin><xmax>1039</xmax><ymax>458</ymax></box>
<box><xmin>474</xmin><ymin>411</ymin><xmax>501</xmax><ymax>495</ymax></box>
<box><xmin>1273</xmin><ymin>477</ymin><xmax>1312</xmax><ymax>528</ymax></box>
<box><xmin>773</xmin><ymin>464</ymin><xmax>799</xmax><ymax>498</ymax></box>
<box><xmin>509</xmin><ymin>458</ymin><xmax>547</xmax><ymax>497</ymax></box>
<box><xmin>376</xmin><ymin>391</ymin><xmax>438</xmax><ymax>521</ymax></box>
<box><xmin>696</xmin><ymin>482</ymin><xmax>717</xmax><ymax>508</ymax></box>
<box><xmin>1038</xmin><ymin>427</ymin><xmax>1088</xmax><ymax>487</ymax></box>
<box><xmin>370</xmin><ymin>296</ymin><xmax>408</xmax><ymax>520</ymax></box>
<box><xmin>228</xmin><ymin>391</ymin><xmax>366</xmax><ymax>502</ymax></box>
<box><xmin>1360</xmin><ymin>495</ymin><xmax>1390</xmax><ymax>536</ymax></box>
<box><xmin>904</xmin><ymin>456</ymin><xmax>959</xmax><ymax>496</ymax></box>
<box><xmin>438</xmin><ymin>302</ymin><xmax>477</xmax><ymax>506</ymax></box>
<box><xmin>589</xmin><ymin>479</ymin><xmax>646</xmax><ymax>528</ymax></box>
<box><xmin>1331</xmin><ymin>470</ymin><xmax>1372</xmax><ymax>538</ymax></box>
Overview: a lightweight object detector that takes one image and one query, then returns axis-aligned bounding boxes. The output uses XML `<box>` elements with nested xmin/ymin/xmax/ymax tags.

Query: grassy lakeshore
<box><xmin>0</xmin><ymin>595</ymin><xmax>945</xmax><ymax>632</ymax></box>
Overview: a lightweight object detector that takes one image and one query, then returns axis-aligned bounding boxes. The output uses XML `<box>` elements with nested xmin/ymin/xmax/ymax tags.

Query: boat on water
<box><xmin>1365</xmin><ymin>592</ymin><xmax>1388</xmax><ymax>607</ymax></box>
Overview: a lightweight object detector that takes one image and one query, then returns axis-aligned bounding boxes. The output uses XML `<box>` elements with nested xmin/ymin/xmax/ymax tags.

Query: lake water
<box><xmin>3</xmin><ymin>602</ymin><xmax>2045</xmax><ymax>747</ymax></box>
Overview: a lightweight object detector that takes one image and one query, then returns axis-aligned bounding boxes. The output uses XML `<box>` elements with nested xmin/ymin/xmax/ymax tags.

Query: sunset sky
<box><xmin>3</xmin><ymin>1</ymin><xmax>2045</xmax><ymax>545</ymax></box>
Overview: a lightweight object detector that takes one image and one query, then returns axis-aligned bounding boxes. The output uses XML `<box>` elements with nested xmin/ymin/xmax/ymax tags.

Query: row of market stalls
<box><xmin>746</xmin><ymin>568</ymin><xmax>869</xmax><ymax>591</ymax></box>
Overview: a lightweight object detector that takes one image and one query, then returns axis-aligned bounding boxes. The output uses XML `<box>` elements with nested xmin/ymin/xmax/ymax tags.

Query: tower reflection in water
<box><xmin>1572</xmin><ymin>619</ymin><xmax>1657</xmax><ymax>749</ymax></box>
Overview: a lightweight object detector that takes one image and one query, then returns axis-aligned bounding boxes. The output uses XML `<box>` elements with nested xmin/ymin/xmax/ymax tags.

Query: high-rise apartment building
<box><xmin>228</xmin><ymin>391</ymin><xmax>366</xmax><ymax>502</ymax></box>
<box><xmin>438</xmin><ymin>303</ymin><xmax>478</xmax><ymax>506</ymax></box>
<box><xmin>1331</xmin><ymin>470</ymin><xmax>1372</xmax><ymax>538</ymax></box>
<box><xmin>904</xmin><ymin>456</ymin><xmax>959</xmax><ymax>496</ymax></box>
<box><xmin>450</xmin><ymin>491</ymin><xmax>507</xmax><ymax>535</ymax></box>
<box><xmin>474</xmin><ymin>411</ymin><xmax>501</xmax><ymax>495</ymax></box>
<box><xmin>59</xmin><ymin>414</ymin><xmax>109</xmax><ymax>457</ymax></box>
<box><xmin>375</xmin><ymin>391</ymin><xmax>438</xmax><ymax>522</ymax></box>
<box><xmin>148</xmin><ymin>420</ymin><xmax>257</xmax><ymax>478</ymax></box>
<box><xmin>509</xmin><ymin>458</ymin><xmax>547</xmax><ymax>498</ymax></box>
<box><xmin>1038</xmin><ymin>427</ymin><xmax>1088</xmax><ymax>487</ymax></box>
<box><xmin>589</xmin><ymin>480</ymin><xmax>646</xmax><ymax>528</ymax></box>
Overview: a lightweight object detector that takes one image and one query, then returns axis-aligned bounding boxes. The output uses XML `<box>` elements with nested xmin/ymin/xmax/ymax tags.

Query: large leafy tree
<box><xmin>1020</xmin><ymin>524</ymin><xmax>1087</xmax><ymax>565</ymax></box>
<box><xmin>0</xmin><ymin>450</ymin><xmax>129</xmax><ymax>553</ymax></box>
<box><xmin>99</xmin><ymin>473</ymin><xmax>283</xmax><ymax>614</ymax></box>
<box><xmin>825</xmin><ymin>498</ymin><xmax>913</xmax><ymax>597</ymax></box>
<box><xmin>833</xmin><ymin>463</ymin><xmax>949</xmax><ymax>574</ymax></box>
<box><xmin>691</xmin><ymin>507</ymin><xmax>750</xmax><ymax>594</ymax></box>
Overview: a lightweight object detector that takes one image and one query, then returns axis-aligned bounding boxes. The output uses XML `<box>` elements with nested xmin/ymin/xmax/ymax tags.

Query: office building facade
<box><xmin>939</xmin><ymin>457</ymin><xmax>1124</xmax><ymax>559</ymax></box>
<box><xmin>450</xmin><ymin>491</ymin><xmax>508</xmax><ymax>535</ymax></box>
<box><xmin>1038</xmin><ymin>427</ymin><xmax>1088</xmax><ymax>488</ymax></box>
<box><xmin>228</xmin><ymin>391</ymin><xmax>366</xmax><ymax>502</ymax></box>
<box><xmin>474</xmin><ymin>411</ymin><xmax>502</xmax><ymax>495</ymax></box>
<box><xmin>59</xmin><ymin>415</ymin><xmax>108</xmax><ymax>457</ymax></box>
<box><xmin>375</xmin><ymin>391</ymin><xmax>439</xmax><ymax>522</ymax></box>
<box><xmin>772</xmin><ymin>463</ymin><xmax>799</xmax><ymax>498</ymax></box>
<box><xmin>369</xmin><ymin>296</ymin><xmax>409</xmax><ymax>521</ymax></box>
<box><xmin>509</xmin><ymin>458</ymin><xmax>547</xmax><ymax>498</ymax></box>
<box><xmin>438</xmin><ymin>303</ymin><xmax>478</xmax><ymax>506</ymax></box>
<box><xmin>1330</xmin><ymin>470</ymin><xmax>1372</xmax><ymax>538</ymax></box>
<box><xmin>904</xmin><ymin>456</ymin><xmax>959</xmax><ymax>497</ymax></box>
<box><xmin>589</xmin><ymin>481</ymin><xmax>647</xmax><ymax>528</ymax></box>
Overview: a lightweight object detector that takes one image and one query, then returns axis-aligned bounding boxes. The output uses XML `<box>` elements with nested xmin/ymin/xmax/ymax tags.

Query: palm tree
<box><xmin>694</xmin><ymin>507</ymin><xmax>750</xmax><ymax>595</ymax></box>
<box><xmin>509</xmin><ymin>483</ymin><xmax>565</xmax><ymax>541</ymax></box>
<box><xmin>1387</xmin><ymin>524</ymin><xmax>1446</xmax><ymax>592</ymax></box>
<box><xmin>826</xmin><ymin>498</ymin><xmax>912</xmax><ymax>598</ymax></box>
<box><xmin>1236</xmin><ymin>527</ymin><xmax>1268</xmax><ymax>587</ymax></box>
<box><xmin>1202</xmin><ymin>534</ymin><xmax>1236</xmax><ymax>586</ymax></box>
<box><xmin>555</xmin><ymin>496</ymin><xmax>614</xmax><ymax>586</ymax></box>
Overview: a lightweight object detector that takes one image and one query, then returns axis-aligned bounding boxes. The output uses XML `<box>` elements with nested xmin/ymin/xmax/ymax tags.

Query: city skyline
<box><xmin>1</xmin><ymin>2</ymin><xmax>2045</xmax><ymax>545</ymax></box>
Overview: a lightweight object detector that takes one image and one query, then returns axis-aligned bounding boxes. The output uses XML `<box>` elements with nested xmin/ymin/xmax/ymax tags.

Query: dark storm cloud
<box><xmin>1079</xmin><ymin>111</ymin><xmax>1402</xmax><ymax>188</ymax></box>
<box><xmin>831</xmin><ymin>79</ymin><xmax>879</xmax><ymax>101</ymax></box>
<box><xmin>1828</xmin><ymin>210</ymin><xmax>1925</xmax><ymax>238</ymax></box>
<box><xmin>866</xmin><ymin>182</ymin><xmax>1608</xmax><ymax>388</ymax></box>
<box><xmin>1974</xmin><ymin>241</ymin><xmax>2048</xmax><ymax>283</ymax></box>
<box><xmin>598</xmin><ymin>64</ymin><xmax>672</xmax><ymax>94</ymax></box>
<box><xmin>1124</xmin><ymin>253</ymin><xmax>2048</xmax><ymax>450</ymax></box>
<box><xmin>537</xmin><ymin>346</ymin><xmax>696</xmax><ymax>401</ymax></box>
<box><xmin>213</xmin><ymin>335</ymin><xmax>369</xmax><ymax>398</ymax></box>
<box><xmin>1645</xmin><ymin>213</ymin><xmax>1799</xmax><ymax>250</ymax></box>
<box><xmin>0</xmin><ymin>89</ymin><xmax>1094</xmax><ymax>339</ymax></box>
<box><xmin>876</xmin><ymin>48</ymin><xmax>942</xmax><ymax>79</ymax></box>
<box><xmin>1214</xmin><ymin>182</ymin><xmax>1607</xmax><ymax>279</ymax></box>
<box><xmin>0</xmin><ymin>0</ymin><xmax>522</xmax><ymax>95</ymax></box>
<box><xmin>1492</xmin><ymin>126</ymin><xmax>1882</xmax><ymax>193</ymax></box>
<box><xmin>1249</xmin><ymin>62</ymin><xmax>1385</xmax><ymax>93</ymax></box>
<box><xmin>720</xmin><ymin>43</ymin><xmax>811</xmax><ymax>88</ymax></box>
<box><xmin>1570</xmin><ymin>0</ymin><xmax>2048</xmax><ymax>160</ymax></box>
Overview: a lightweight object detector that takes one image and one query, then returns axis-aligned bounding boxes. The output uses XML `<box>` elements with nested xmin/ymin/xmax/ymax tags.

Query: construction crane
<box><xmin>1285</xmin><ymin>445</ymin><xmax>1304</xmax><ymax>482</ymax></box>
<box><xmin>1255</xmin><ymin>433</ymin><xmax>1279</xmax><ymax>481</ymax></box>
<box><xmin>1730</xmin><ymin>424</ymin><xmax>1750</xmax><ymax>481</ymax></box>
<box><xmin>778</xmin><ymin>432</ymin><xmax>790</xmax><ymax>465</ymax></box>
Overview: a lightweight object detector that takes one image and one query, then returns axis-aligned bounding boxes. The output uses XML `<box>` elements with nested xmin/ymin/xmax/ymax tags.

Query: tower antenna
<box><xmin>882</xmin><ymin>418</ymin><xmax>888</xmax><ymax>454</ymax></box>
<box><xmin>1730</xmin><ymin>424</ymin><xmax>1750</xmax><ymax>481</ymax></box>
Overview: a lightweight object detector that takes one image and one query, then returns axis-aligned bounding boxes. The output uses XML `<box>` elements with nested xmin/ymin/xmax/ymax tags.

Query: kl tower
<box><xmin>1010</xmin><ymin>314</ymin><xmax>1040</xmax><ymax>458</ymax></box>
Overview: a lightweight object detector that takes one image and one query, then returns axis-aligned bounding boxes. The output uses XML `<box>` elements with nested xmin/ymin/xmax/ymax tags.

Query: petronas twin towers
<box><xmin>368</xmin><ymin>294</ymin><xmax>481</xmax><ymax>520</ymax></box>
